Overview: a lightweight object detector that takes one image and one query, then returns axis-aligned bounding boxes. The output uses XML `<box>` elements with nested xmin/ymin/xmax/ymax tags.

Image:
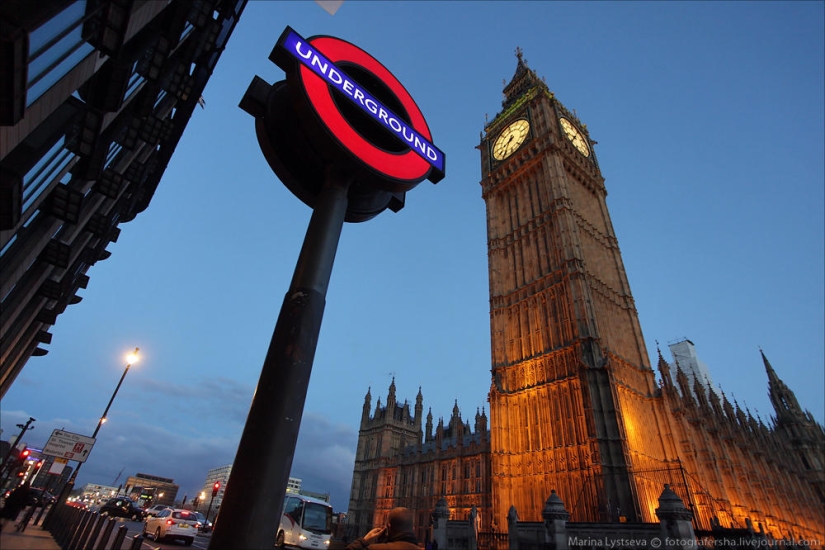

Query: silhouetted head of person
<box><xmin>387</xmin><ymin>507</ymin><xmax>414</xmax><ymax>536</ymax></box>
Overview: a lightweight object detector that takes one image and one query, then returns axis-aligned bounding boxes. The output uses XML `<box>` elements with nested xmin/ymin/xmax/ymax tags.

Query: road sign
<box><xmin>42</xmin><ymin>429</ymin><xmax>96</xmax><ymax>463</ymax></box>
<box><xmin>48</xmin><ymin>457</ymin><xmax>68</xmax><ymax>475</ymax></box>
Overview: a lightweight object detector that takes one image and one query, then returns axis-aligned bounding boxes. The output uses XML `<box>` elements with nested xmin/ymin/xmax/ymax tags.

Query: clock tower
<box><xmin>480</xmin><ymin>50</ymin><xmax>674</xmax><ymax>524</ymax></box>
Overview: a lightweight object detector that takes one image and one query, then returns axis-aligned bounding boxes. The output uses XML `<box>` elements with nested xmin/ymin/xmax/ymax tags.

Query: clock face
<box><xmin>492</xmin><ymin>119</ymin><xmax>531</xmax><ymax>161</ymax></box>
<box><xmin>559</xmin><ymin>117</ymin><xmax>590</xmax><ymax>157</ymax></box>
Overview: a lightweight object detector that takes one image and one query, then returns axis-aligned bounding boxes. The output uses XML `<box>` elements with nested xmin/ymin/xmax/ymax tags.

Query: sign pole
<box><xmin>205</xmin><ymin>492</ymin><xmax>216</xmax><ymax>527</ymax></box>
<box><xmin>218</xmin><ymin>25</ymin><xmax>444</xmax><ymax>548</ymax></box>
<box><xmin>209</xmin><ymin>170</ymin><xmax>351</xmax><ymax>550</ymax></box>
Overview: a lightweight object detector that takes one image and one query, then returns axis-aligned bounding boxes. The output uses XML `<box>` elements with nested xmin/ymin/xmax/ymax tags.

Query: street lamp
<box><xmin>46</xmin><ymin>348</ymin><xmax>139</xmax><ymax>524</ymax></box>
<box><xmin>90</xmin><ymin>348</ymin><xmax>140</xmax><ymax>440</ymax></box>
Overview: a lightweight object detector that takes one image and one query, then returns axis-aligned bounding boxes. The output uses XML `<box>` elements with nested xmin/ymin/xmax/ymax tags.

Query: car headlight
<box><xmin>324</xmin><ymin>540</ymin><xmax>331</xmax><ymax>546</ymax></box>
<box><xmin>299</xmin><ymin>535</ymin><xmax>307</xmax><ymax>541</ymax></box>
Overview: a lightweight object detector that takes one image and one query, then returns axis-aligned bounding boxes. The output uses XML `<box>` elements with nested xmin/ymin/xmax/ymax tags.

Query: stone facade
<box><xmin>347</xmin><ymin>381</ymin><xmax>491</xmax><ymax>542</ymax></box>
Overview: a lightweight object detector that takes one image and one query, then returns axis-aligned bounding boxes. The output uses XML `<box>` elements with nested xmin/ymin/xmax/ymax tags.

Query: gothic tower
<box><xmin>347</xmin><ymin>383</ymin><xmax>491</xmax><ymax>541</ymax></box>
<box><xmin>479</xmin><ymin>51</ymin><xmax>673</xmax><ymax>524</ymax></box>
<box><xmin>348</xmin><ymin>381</ymin><xmax>424</xmax><ymax>536</ymax></box>
<box><xmin>762</xmin><ymin>350</ymin><xmax>825</xmax><ymax>503</ymax></box>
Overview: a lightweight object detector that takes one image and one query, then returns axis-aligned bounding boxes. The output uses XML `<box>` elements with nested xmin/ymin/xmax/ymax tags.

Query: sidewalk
<box><xmin>0</xmin><ymin>523</ymin><xmax>61</xmax><ymax>550</ymax></box>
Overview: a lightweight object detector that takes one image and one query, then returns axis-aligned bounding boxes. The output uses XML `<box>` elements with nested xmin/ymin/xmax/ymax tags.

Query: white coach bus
<box><xmin>276</xmin><ymin>494</ymin><xmax>334</xmax><ymax>549</ymax></box>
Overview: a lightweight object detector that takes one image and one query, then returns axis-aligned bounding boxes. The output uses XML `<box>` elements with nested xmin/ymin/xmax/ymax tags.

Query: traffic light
<box><xmin>212</xmin><ymin>481</ymin><xmax>221</xmax><ymax>497</ymax></box>
<box><xmin>11</xmin><ymin>447</ymin><xmax>30</xmax><ymax>469</ymax></box>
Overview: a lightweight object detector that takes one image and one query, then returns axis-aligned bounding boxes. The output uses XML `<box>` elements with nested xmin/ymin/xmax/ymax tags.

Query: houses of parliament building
<box><xmin>346</xmin><ymin>52</ymin><xmax>824</xmax><ymax>542</ymax></box>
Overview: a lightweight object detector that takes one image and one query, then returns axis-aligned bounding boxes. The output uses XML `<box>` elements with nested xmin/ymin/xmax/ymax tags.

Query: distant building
<box><xmin>198</xmin><ymin>464</ymin><xmax>231</xmax><ymax>512</ymax></box>
<box><xmin>0</xmin><ymin>0</ymin><xmax>248</xmax><ymax>398</ymax></box>
<box><xmin>197</xmin><ymin>463</ymin><xmax>311</xmax><ymax>514</ymax></box>
<box><xmin>668</xmin><ymin>339</ymin><xmax>713</xmax><ymax>391</ymax></box>
<box><xmin>124</xmin><ymin>472</ymin><xmax>178</xmax><ymax>507</ymax></box>
<box><xmin>287</xmin><ymin>476</ymin><xmax>302</xmax><ymax>494</ymax></box>
<box><xmin>27</xmin><ymin>451</ymin><xmax>73</xmax><ymax>493</ymax></box>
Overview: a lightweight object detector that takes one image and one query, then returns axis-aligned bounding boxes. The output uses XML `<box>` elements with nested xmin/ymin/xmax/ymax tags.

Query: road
<box><xmin>105</xmin><ymin>518</ymin><xmax>213</xmax><ymax>550</ymax></box>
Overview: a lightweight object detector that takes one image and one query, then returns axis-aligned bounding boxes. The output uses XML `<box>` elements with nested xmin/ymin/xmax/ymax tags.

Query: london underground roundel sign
<box><xmin>272</xmin><ymin>27</ymin><xmax>445</xmax><ymax>187</ymax></box>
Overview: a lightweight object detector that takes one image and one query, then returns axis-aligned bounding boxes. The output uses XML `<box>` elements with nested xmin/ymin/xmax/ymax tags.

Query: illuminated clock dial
<box><xmin>559</xmin><ymin>117</ymin><xmax>590</xmax><ymax>157</ymax></box>
<box><xmin>492</xmin><ymin>119</ymin><xmax>531</xmax><ymax>161</ymax></box>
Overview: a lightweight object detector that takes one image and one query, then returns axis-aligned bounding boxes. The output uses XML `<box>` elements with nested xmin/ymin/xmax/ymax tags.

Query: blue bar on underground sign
<box><xmin>283</xmin><ymin>29</ymin><xmax>445</xmax><ymax>174</ymax></box>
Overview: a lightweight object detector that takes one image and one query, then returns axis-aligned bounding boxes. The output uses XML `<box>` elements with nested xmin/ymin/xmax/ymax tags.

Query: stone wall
<box><xmin>434</xmin><ymin>485</ymin><xmax>696</xmax><ymax>550</ymax></box>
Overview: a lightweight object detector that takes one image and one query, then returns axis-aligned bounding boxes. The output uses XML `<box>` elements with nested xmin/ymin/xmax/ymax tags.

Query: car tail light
<box><xmin>166</xmin><ymin>519</ymin><xmax>176</xmax><ymax>526</ymax></box>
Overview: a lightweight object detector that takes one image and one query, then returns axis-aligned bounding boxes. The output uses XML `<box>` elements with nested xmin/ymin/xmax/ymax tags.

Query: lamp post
<box><xmin>46</xmin><ymin>349</ymin><xmax>139</xmax><ymax>525</ymax></box>
<box><xmin>88</xmin><ymin>348</ymin><xmax>140</xmax><ymax>443</ymax></box>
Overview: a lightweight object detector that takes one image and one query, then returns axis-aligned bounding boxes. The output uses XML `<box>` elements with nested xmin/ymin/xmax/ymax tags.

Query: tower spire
<box><xmin>387</xmin><ymin>377</ymin><xmax>397</xmax><ymax>410</ymax></box>
<box><xmin>414</xmin><ymin>386</ymin><xmax>423</xmax><ymax>433</ymax></box>
<box><xmin>362</xmin><ymin>386</ymin><xmax>372</xmax><ymax>423</ymax></box>
<box><xmin>501</xmin><ymin>47</ymin><xmax>547</xmax><ymax>110</ymax></box>
<box><xmin>761</xmin><ymin>348</ymin><xmax>780</xmax><ymax>384</ymax></box>
<box><xmin>657</xmin><ymin>343</ymin><xmax>674</xmax><ymax>389</ymax></box>
<box><xmin>759</xmin><ymin>351</ymin><xmax>825</xmax><ymax>503</ymax></box>
<box><xmin>762</xmin><ymin>349</ymin><xmax>803</xmax><ymax>418</ymax></box>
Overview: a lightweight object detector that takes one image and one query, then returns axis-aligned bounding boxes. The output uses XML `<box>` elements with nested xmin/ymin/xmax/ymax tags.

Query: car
<box><xmin>145</xmin><ymin>504</ymin><xmax>173</xmax><ymax>517</ymax></box>
<box><xmin>143</xmin><ymin>508</ymin><xmax>199</xmax><ymax>546</ymax></box>
<box><xmin>26</xmin><ymin>488</ymin><xmax>56</xmax><ymax>507</ymax></box>
<box><xmin>66</xmin><ymin>500</ymin><xmax>89</xmax><ymax>510</ymax></box>
<box><xmin>193</xmin><ymin>511</ymin><xmax>212</xmax><ymax>532</ymax></box>
<box><xmin>98</xmin><ymin>497</ymin><xmax>147</xmax><ymax>521</ymax></box>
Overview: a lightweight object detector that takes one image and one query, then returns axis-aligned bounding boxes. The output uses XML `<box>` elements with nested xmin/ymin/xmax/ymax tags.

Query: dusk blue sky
<box><xmin>1</xmin><ymin>1</ymin><xmax>822</xmax><ymax>514</ymax></box>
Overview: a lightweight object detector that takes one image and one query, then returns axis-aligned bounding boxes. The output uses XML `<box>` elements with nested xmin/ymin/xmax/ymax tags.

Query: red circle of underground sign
<box><xmin>299</xmin><ymin>36</ymin><xmax>434</xmax><ymax>183</ymax></box>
